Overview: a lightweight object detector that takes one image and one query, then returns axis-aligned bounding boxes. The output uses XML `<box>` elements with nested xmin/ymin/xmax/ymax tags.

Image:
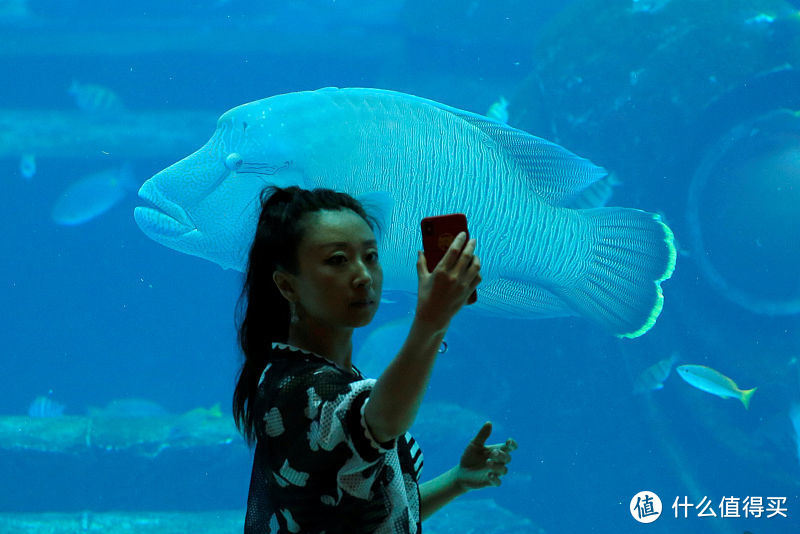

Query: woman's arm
<box><xmin>420</xmin><ymin>466</ymin><xmax>468</xmax><ymax>520</ymax></box>
<box><xmin>363</xmin><ymin>317</ymin><xmax>446</xmax><ymax>442</ymax></box>
<box><xmin>421</xmin><ymin>422</ymin><xmax>518</xmax><ymax>521</ymax></box>
<box><xmin>365</xmin><ymin>233</ymin><xmax>481</xmax><ymax>442</ymax></box>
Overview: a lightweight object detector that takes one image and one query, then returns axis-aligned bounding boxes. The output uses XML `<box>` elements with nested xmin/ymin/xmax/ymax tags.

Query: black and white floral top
<box><xmin>244</xmin><ymin>343</ymin><xmax>424</xmax><ymax>534</ymax></box>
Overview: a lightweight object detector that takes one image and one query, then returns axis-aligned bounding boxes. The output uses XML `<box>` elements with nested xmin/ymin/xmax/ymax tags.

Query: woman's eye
<box><xmin>326</xmin><ymin>255</ymin><xmax>346</xmax><ymax>265</ymax></box>
<box><xmin>366</xmin><ymin>251</ymin><xmax>379</xmax><ymax>262</ymax></box>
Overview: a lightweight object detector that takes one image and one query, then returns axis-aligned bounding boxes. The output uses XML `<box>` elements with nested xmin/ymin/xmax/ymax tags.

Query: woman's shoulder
<box><xmin>270</xmin><ymin>343</ymin><xmax>340</xmax><ymax>371</ymax></box>
<box><xmin>258</xmin><ymin>345</ymin><xmax>373</xmax><ymax>414</ymax></box>
<box><xmin>260</xmin><ymin>343</ymin><xmax>362</xmax><ymax>389</ymax></box>
<box><xmin>271</xmin><ymin>343</ymin><xmax>363</xmax><ymax>377</ymax></box>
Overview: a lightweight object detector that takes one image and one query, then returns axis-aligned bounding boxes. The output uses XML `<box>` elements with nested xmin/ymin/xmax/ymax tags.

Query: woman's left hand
<box><xmin>455</xmin><ymin>421</ymin><xmax>517</xmax><ymax>490</ymax></box>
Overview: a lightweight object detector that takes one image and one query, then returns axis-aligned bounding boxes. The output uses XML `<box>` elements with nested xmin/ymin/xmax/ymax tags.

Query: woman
<box><xmin>233</xmin><ymin>186</ymin><xmax>517</xmax><ymax>533</ymax></box>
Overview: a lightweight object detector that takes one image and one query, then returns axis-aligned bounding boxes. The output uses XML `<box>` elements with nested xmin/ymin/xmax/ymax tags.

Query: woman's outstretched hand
<box><xmin>455</xmin><ymin>421</ymin><xmax>518</xmax><ymax>490</ymax></box>
<box><xmin>416</xmin><ymin>232</ymin><xmax>482</xmax><ymax>331</ymax></box>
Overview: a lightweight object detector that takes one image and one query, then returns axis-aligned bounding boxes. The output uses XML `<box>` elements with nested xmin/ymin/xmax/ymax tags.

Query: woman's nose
<box><xmin>353</xmin><ymin>262</ymin><xmax>372</xmax><ymax>287</ymax></box>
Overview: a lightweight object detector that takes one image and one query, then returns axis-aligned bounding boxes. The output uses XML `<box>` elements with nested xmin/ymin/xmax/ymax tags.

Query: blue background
<box><xmin>2</xmin><ymin>1</ymin><xmax>799</xmax><ymax>533</ymax></box>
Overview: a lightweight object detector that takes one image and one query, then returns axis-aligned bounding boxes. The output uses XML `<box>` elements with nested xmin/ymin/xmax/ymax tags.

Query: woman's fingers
<box><xmin>488</xmin><ymin>448</ymin><xmax>512</xmax><ymax>464</ymax></box>
<box><xmin>489</xmin><ymin>464</ymin><xmax>509</xmax><ymax>476</ymax></box>
<box><xmin>440</xmin><ymin>232</ymin><xmax>468</xmax><ymax>269</ymax></box>
<box><xmin>416</xmin><ymin>250</ymin><xmax>428</xmax><ymax>277</ymax></box>
<box><xmin>470</xmin><ymin>421</ymin><xmax>493</xmax><ymax>447</ymax></box>
<box><xmin>480</xmin><ymin>438</ymin><xmax>517</xmax><ymax>487</ymax></box>
<box><xmin>443</xmin><ymin>234</ymin><xmax>480</xmax><ymax>286</ymax></box>
<box><xmin>455</xmin><ymin>238</ymin><xmax>477</xmax><ymax>274</ymax></box>
<box><xmin>486</xmin><ymin>438</ymin><xmax>517</xmax><ymax>467</ymax></box>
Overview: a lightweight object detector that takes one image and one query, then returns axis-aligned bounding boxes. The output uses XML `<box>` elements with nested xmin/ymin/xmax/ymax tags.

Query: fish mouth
<box><xmin>134</xmin><ymin>181</ymin><xmax>196</xmax><ymax>238</ymax></box>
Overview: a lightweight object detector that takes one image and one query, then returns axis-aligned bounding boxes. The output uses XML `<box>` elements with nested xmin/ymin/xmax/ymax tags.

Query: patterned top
<box><xmin>244</xmin><ymin>343</ymin><xmax>424</xmax><ymax>534</ymax></box>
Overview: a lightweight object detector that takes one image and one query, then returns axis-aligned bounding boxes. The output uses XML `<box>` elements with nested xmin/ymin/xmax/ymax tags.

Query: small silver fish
<box><xmin>28</xmin><ymin>395</ymin><xmax>65</xmax><ymax>418</ymax></box>
<box><xmin>486</xmin><ymin>96</ymin><xmax>509</xmax><ymax>124</ymax></box>
<box><xmin>677</xmin><ymin>364</ymin><xmax>757</xmax><ymax>409</ymax></box>
<box><xmin>633</xmin><ymin>352</ymin><xmax>678</xmax><ymax>394</ymax></box>
<box><xmin>68</xmin><ymin>80</ymin><xmax>124</xmax><ymax>113</ymax></box>
<box><xmin>51</xmin><ymin>164</ymin><xmax>137</xmax><ymax>225</ymax></box>
<box><xmin>19</xmin><ymin>152</ymin><xmax>36</xmax><ymax>180</ymax></box>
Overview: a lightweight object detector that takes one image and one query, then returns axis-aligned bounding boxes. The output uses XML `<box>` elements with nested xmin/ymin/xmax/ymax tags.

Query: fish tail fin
<box><xmin>741</xmin><ymin>387</ymin><xmax>757</xmax><ymax>410</ymax></box>
<box><xmin>560</xmin><ymin>208</ymin><xmax>677</xmax><ymax>338</ymax></box>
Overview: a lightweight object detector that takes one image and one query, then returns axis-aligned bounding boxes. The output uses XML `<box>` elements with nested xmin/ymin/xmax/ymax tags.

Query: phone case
<box><xmin>420</xmin><ymin>213</ymin><xmax>477</xmax><ymax>304</ymax></box>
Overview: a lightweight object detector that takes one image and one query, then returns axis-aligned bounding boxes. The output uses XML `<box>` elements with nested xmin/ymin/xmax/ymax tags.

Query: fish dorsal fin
<box><xmin>440</xmin><ymin>106</ymin><xmax>609</xmax><ymax>207</ymax></box>
<box><xmin>563</xmin><ymin>172</ymin><xmax>621</xmax><ymax>209</ymax></box>
<box><xmin>332</xmin><ymin>88</ymin><xmax>609</xmax><ymax>206</ymax></box>
<box><xmin>356</xmin><ymin>191</ymin><xmax>393</xmax><ymax>241</ymax></box>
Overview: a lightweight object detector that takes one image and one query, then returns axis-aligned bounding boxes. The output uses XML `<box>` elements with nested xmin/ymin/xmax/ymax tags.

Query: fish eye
<box><xmin>225</xmin><ymin>153</ymin><xmax>243</xmax><ymax>171</ymax></box>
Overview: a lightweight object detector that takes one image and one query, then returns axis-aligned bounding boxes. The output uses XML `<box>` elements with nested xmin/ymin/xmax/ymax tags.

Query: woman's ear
<box><xmin>273</xmin><ymin>270</ymin><xmax>297</xmax><ymax>302</ymax></box>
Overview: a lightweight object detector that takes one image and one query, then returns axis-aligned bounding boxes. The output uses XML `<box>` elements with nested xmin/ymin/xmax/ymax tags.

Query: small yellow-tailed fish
<box><xmin>676</xmin><ymin>364</ymin><xmax>757</xmax><ymax>409</ymax></box>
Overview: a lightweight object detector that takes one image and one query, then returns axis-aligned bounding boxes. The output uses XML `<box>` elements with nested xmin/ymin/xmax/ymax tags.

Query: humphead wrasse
<box><xmin>135</xmin><ymin>88</ymin><xmax>676</xmax><ymax>337</ymax></box>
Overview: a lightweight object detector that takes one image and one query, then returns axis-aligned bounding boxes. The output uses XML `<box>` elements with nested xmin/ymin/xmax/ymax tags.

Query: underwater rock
<box><xmin>0</xmin><ymin>510</ymin><xmax>244</xmax><ymax>534</ymax></box>
<box><xmin>0</xmin><ymin>503</ymin><xmax>544</xmax><ymax>534</ymax></box>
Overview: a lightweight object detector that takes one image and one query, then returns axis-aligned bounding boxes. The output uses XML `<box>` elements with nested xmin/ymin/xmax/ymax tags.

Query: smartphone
<box><xmin>420</xmin><ymin>213</ymin><xmax>478</xmax><ymax>304</ymax></box>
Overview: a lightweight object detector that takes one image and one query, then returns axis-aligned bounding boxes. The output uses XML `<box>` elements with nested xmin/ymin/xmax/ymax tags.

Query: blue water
<box><xmin>2</xmin><ymin>1</ymin><xmax>799</xmax><ymax>533</ymax></box>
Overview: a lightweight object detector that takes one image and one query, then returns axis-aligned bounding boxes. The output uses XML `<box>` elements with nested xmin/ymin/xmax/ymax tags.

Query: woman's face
<box><xmin>282</xmin><ymin>209</ymin><xmax>383</xmax><ymax>329</ymax></box>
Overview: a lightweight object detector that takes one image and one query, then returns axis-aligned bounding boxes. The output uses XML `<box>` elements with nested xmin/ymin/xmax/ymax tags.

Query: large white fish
<box><xmin>134</xmin><ymin>88</ymin><xmax>676</xmax><ymax>337</ymax></box>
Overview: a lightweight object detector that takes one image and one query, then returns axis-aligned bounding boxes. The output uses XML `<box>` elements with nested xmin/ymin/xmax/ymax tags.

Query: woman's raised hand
<box><xmin>455</xmin><ymin>421</ymin><xmax>517</xmax><ymax>491</ymax></box>
<box><xmin>415</xmin><ymin>232</ymin><xmax>482</xmax><ymax>332</ymax></box>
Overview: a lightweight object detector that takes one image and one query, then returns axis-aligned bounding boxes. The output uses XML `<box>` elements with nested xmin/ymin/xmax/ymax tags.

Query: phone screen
<box><xmin>421</xmin><ymin>213</ymin><xmax>477</xmax><ymax>304</ymax></box>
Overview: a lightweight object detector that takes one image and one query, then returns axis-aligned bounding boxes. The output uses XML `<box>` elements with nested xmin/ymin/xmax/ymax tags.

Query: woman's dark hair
<box><xmin>233</xmin><ymin>185</ymin><xmax>375</xmax><ymax>445</ymax></box>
